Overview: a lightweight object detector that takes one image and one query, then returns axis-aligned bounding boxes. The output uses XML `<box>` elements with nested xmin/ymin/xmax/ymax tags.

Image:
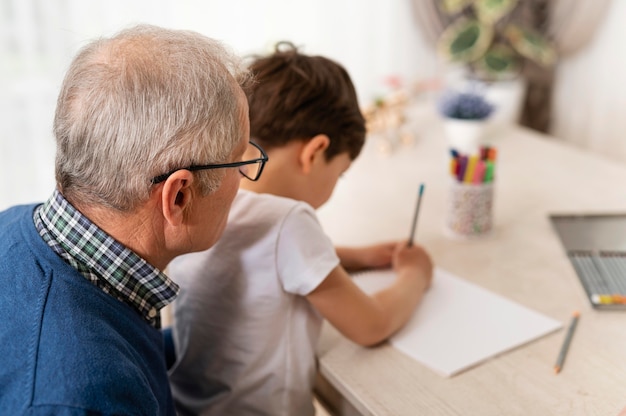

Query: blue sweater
<box><xmin>0</xmin><ymin>204</ymin><xmax>175</xmax><ymax>415</ymax></box>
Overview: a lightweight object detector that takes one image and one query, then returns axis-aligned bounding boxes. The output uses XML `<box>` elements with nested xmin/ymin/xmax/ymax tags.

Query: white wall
<box><xmin>551</xmin><ymin>0</ymin><xmax>626</xmax><ymax>164</ymax></box>
<box><xmin>3</xmin><ymin>0</ymin><xmax>623</xmax><ymax>212</ymax></box>
<box><xmin>0</xmin><ymin>0</ymin><xmax>439</xmax><ymax>210</ymax></box>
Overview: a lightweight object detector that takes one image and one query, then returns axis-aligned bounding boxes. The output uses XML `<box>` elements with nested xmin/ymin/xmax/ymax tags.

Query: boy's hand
<box><xmin>311</xmin><ymin>242</ymin><xmax>435</xmax><ymax>347</ymax></box>
<box><xmin>392</xmin><ymin>242</ymin><xmax>433</xmax><ymax>290</ymax></box>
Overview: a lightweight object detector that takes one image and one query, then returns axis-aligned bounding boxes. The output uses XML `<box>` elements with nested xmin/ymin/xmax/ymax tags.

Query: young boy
<box><xmin>167</xmin><ymin>43</ymin><xmax>433</xmax><ymax>416</ymax></box>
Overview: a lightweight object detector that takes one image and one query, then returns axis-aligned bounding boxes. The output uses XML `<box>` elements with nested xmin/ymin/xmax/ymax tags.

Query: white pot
<box><xmin>442</xmin><ymin>118</ymin><xmax>489</xmax><ymax>155</ymax></box>
<box><xmin>443</xmin><ymin>66</ymin><xmax>527</xmax><ymax>126</ymax></box>
<box><xmin>483</xmin><ymin>78</ymin><xmax>527</xmax><ymax>125</ymax></box>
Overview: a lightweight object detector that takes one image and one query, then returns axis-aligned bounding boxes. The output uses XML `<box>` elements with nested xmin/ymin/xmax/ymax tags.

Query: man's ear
<box><xmin>160</xmin><ymin>170</ymin><xmax>196</xmax><ymax>226</ymax></box>
<box><xmin>299</xmin><ymin>134</ymin><xmax>330</xmax><ymax>174</ymax></box>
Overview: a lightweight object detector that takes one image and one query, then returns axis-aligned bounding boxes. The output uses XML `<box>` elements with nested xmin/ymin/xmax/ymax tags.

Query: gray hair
<box><xmin>53</xmin><ymin>24</ymin><xmax>252</xmax><ymax>211</ymax></box>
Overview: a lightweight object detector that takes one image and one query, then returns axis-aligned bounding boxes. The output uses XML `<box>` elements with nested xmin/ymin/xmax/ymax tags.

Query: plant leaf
<box><xmin>475</xmin><ymin>44</ymin><xmax>521</xmax><ymax>79</ymax></box>
<box><xmin>504</xmin><ymin>24</ymin><xmax>556</xmax><ymax>67</ymax></box>
<box><xmin>473</xmin><ymin>0</ymin><xmax>518</xmax><ymax>24</ymax></box>
<box><xmin>437</xmin><ymin>19</ymin><xmax>494</xmax><ymax>63</ymax></box>
<box><xmin>440</xmin><ymin>0</ymin><xmax>474</xmax><ymax>14</ymax></box>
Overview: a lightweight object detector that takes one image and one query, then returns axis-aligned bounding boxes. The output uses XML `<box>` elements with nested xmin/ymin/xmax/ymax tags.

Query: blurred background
<box><xmin>1</xmin><ymin>0</ymin><xmax>624</xmax><ymax>211</ymax></box>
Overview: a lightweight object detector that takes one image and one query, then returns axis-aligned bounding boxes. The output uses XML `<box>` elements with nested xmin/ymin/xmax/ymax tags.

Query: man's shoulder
<box><xmin>0</xmin><ymin>203</ymin><xmax>37</xmax><ymax>217</ymax></box>
<box><xmin>0</xmin><ymin>203</ymin><xmax>46</xmax><ymax>258</ymax></box>
<box><xmin>0</xmin><ymin>203</ymin><xmax>38</xmax><ymax>234</ymax></box>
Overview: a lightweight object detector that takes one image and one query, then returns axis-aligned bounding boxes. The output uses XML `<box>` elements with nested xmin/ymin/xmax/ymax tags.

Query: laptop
<box><xmin>550</xmin><ymin>213</ymin><xmax>626</xmax><ymax>310</ymax></box>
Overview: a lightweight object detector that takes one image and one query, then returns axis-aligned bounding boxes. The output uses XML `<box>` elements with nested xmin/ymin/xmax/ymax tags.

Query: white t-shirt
<box><xmin>168</xmin><ymin>190</ymin><xmax>340</xmax><ymax>416</ymax></box>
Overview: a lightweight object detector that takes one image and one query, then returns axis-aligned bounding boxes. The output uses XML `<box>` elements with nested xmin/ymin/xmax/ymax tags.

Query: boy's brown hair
<box><xmin>246</xmin><ymin>42</ymin><xmax>366</xmax><ymax>161</ymax></box>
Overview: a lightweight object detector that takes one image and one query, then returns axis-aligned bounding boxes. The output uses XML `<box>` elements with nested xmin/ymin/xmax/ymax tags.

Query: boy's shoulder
<box><xmin>234</xmin><ymin>190</ymin><xmax>314</xmax><ymax>218</ymax></box>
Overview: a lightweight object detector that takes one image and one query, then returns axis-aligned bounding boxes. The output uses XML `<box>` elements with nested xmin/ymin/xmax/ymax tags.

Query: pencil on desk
<box><xmin>408</xmin><ymin>183</ymin><xmax>425</xmax><ymax>247</ymax></box>
<box><xmin>554</xmin><ymin>311</ymin><xmax>579</xmax><ymax>374</ymax></box>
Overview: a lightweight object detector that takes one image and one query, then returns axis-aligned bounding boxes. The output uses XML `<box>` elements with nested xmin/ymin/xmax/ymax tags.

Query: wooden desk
<box><xmin>315</xmin><ymin>106</ymin><xmax>626</xmax><ymax>416</ymax></box>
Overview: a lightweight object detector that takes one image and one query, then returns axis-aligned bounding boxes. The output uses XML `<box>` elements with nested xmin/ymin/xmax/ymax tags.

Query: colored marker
<box><xmin>450</xmin><ymin>158</ymin><xmax>458</xmax><ymax>177</ymax></box>
<box><xmin>473</xmin><ymin>160</ymin><xmax>486</xmax><ymax>184</ymax></box>
<box><xmin>480</xmin><ymin>146</ymin><xmax>490</xmax><ymax>160</ymax></box>
<box><xmin>456</xmin><ymin>156</ymin><xmax>468</xmax><ymax>182</ymax></box>
<box><xmin>464</xmin><ymin>156</ymin><xmax>478</xmax><ymax>183</ymax></box>
<box><xmin>484</xmin><ymin>160</ymin><xmax>495</xmax><ymax>183</ymax></box>
<box><xmin>554</xmin><ymin>311</ymin><xmax>579</xmax><ymax>374</ymax></box>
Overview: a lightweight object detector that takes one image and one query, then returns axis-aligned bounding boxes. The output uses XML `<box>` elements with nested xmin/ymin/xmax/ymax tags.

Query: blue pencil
<box><xmin>408</xmin><ymin>183</ymin><xmax>425</xmax><ymax>247</ymax></box>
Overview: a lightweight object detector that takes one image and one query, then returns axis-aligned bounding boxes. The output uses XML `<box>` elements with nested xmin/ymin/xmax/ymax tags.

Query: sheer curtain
<box><xmin>0</xmin><ymin>0</ymin><xmax>438</xmax><ymax>211</ymax></box>
<box><xmin>0</xmin><ymin>0</ymin><xmax>173</xmax><ymax>210</ymax></box>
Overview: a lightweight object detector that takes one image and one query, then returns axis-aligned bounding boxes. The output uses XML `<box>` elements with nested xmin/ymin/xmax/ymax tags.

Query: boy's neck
<box><xmin>239</xmin><ymin>142</ymin><xmax>306</xmax><ymax>202</ymax></box>
<box><xmin>240</xmin><ymin>177</ymin><xmax>290</xmax><ymax>196</ymax></box>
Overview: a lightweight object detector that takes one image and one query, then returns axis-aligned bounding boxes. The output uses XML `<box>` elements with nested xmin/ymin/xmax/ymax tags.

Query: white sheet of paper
<box><xmin>354</xmin><ymin>268</ymin><xmax>563</xmax><ymax>377</ymax></box>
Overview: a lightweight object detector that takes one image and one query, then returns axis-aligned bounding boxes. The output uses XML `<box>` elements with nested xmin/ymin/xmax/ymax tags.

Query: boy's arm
<box><xmin>306</xmin><ymin>243</ymin><xmax>433</xmax><ymax>347</ymax></box>
<box><xmin>335</xmin><ymin>242</ymin><xmax>396</xmax><ymax>272</ymax></box>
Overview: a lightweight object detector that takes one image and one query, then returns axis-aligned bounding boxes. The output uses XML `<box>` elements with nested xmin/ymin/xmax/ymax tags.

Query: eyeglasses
<box><xmin>151</xmin><ymin>141</ymin><xmax>268</xmax><ymax>184</ymax></box>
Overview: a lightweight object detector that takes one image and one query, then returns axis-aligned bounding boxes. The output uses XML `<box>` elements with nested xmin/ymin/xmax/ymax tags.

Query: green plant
<box><xmin>436</xmin><ymin>0</ymin><xmax>556</xmax><ymax>80</ymax></box>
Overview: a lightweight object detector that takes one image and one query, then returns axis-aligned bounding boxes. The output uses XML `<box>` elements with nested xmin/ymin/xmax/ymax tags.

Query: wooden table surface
<box><xmin>314</xmin><ymin>104</ymin><xmax>626</xmax><ymax>416</ymax></box>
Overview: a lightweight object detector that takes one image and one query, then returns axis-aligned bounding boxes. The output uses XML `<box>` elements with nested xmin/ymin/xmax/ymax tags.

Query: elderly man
<box><xmin>0</xmin><ymin>25</ymin><xmax>265</xmax><ymax>415</ymax></box>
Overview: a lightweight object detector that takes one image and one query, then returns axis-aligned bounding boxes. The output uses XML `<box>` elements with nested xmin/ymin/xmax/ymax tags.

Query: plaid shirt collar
<box><xmin>34</xmin><ymin>190</ymin><xmax>179</xmax><ymax>327</ymax></box>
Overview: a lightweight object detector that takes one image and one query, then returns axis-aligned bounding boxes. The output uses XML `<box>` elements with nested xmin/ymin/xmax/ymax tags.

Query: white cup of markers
<box><xmin>445</xmin><ymin>146</ymin><xmax>496</xmax><ymax>238</ymax></box>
